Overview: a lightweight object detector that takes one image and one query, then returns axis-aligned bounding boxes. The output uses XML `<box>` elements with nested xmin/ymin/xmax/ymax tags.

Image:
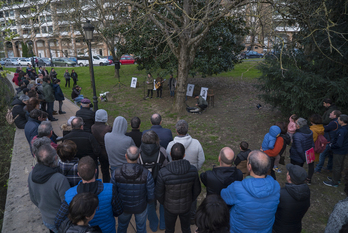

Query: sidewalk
<box><xmin>3</xmin><ymin>73</ymin><xmax>196</xmax><ymax>233</ymax></box>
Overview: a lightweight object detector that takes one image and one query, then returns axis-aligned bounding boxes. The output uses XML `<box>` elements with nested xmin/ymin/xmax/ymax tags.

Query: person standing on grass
<box><xmin>146</xmin><ymin>73</ymin><xmax>154</xmax><ymax>99</ymax></box>
<box><xmin>71</xmin><ymin>69</ymin><xmax>78</xmax><ymax>86</ymax></box>
<box><xmin>53</xmin><ymin>79</ymin><xmax>66</xmax><ymax>114</ymax></box>
<box><xmin>323</xmin><ymin>114</ymin><xmax>348</xmax><ymax>188</ymax></box>
<box><xmin>50</xmin><ymin>68</ymin><xmax>58</xmax><ymax>82</ymax></box>
<box><xmin>64</xmin><ymin>69</ymin><xmax>71</xmax><ymax>88</ymax></box>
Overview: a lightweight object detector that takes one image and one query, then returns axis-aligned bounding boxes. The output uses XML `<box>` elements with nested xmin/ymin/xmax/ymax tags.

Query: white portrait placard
<box><xmin>186</xmin><ymin>84</ymin><xmax>195</xmax><ymax>97</ymax></box>
<box><xmin>200</xmin><ymin>87</ymin><xmax>208</xmax><ymax>100</ymax></box>
<box><xmin>130</xmin><ymin>77</ymin><xmax>137</xmax><ymax>88</ymax></box>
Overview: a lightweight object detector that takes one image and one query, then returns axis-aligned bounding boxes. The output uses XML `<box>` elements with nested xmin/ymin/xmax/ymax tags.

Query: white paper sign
<box><xmin>186</xmin><ymin>84</ymin><xmax>195</xmax><ymax>97</ymax></box>
<box><xmin>153</xmin><ymin>80</ymin><xmax>157</xmax><ymax>90</ymax></box>
<box><xmin>200</xmin><ymin>87</ymin><xmax>208</xmax><ymax>100</ymax></box>
<box><xmin>131</xmin><ymin>77</ymin><xmax>137</xmax><ymax>88</ymax></box>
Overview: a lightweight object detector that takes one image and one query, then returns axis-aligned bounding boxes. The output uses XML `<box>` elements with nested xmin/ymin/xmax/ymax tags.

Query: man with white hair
<box><xmin>28</xmin><ymin>143</ymin><xmax>70</xmax><ymax>233</ymax></box>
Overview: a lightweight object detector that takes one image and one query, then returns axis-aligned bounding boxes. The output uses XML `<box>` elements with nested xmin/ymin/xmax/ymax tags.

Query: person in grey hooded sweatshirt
<box><xmin>105</xmin><ymin>116</ymin><xmax>135</xmax><ymax>175</ymax></box>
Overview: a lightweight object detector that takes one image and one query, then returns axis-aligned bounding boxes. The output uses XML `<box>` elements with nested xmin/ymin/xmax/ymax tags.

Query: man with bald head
<box><xmin>143</xmin><ymin>113</ymin><xmax>173</xmax><ymax>149</ymax></box>
<box><xmin>200</xmin><ymin>147</ymin><xmax>243</xmax><ymax>195</ymax></box>
<box><xmin>221</xmin><ymin>150</ymin><xmax>280</xmax><ymax>233</ymax></box>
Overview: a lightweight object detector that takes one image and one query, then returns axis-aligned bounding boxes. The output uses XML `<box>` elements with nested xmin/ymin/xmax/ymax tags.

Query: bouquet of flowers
<box><xmin>99</xmin><ymin>91</ymin><xmax>109</xmax><ymax>102</ymax></box>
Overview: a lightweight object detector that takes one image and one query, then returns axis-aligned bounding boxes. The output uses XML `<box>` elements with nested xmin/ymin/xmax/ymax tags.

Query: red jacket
<box><xmin>264</xmin><ymin>137</ymin><xmax>284</xmax><ymax>157</ymax></box>
<box><xmin>12</xmin><ymin>73</ymin><xmax>20</xmax><ymax>86</ymax></box>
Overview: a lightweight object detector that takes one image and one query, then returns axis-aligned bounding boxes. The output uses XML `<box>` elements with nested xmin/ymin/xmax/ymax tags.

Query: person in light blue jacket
<box><xmin>221</xmin><ymin>150</ymin><xmax>280</xmax><ymax>233</ymax></box>
<box><xmin>262</xmin><ymin>125</ymin><xmax>281</xmax><ymax>151</ymax></box>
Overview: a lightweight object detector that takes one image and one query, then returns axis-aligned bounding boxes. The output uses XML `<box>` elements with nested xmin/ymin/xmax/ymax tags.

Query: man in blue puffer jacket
<box><xmin>323</xmin><ymin>114</ymin><xmax>348</xmax><ymax>187</ymax></box>
<box><xmin>111</xmin><ymin>146</ymin><xmax>155</xmax><ymax>233</ymax></box>
<box><xmin>55</xmin><ymin>156</ymin><xmax>123</xmax><ymax>233</ymax></box>
<box><xmin>221</xmin><ymin>150</ymin><xmax>280</xmax><ymax>233</ymax></box>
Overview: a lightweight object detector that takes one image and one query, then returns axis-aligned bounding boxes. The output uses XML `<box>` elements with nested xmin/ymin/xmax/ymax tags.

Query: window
<box><xmin>34</xmin><ymin>27</ymin><xmax>40</xmax><ymax>33</ymax></box>
<box><xmin>40</xmin><ymin>16</ymin><xmax>46</xmax><ymax>23</ymax></box>
<box><xmin>48</xmin><ymin>26</ymin><xmax>53</xmax><ymax>33</ymax></box>
<box><xmin>13</xmin><ymin>29</ymin><xmax>17</xmax><ymax>34</ymax></box>
<box><xmin>0</xmin><ymin>12</ymin><xmax>3</xmax><ymax>18</ymax></box>
<box><xmin>41</xmin><ymin>26</ymin><xmax>47</xmax><ymax>33</ymax></box>
<box><xmin>5</xmin><ymin>11</ymin><xmax>9</xmax><ymax>17</ymax></box>
<box><xmin>23</xmin><ymin>29</ymin><xmax>30</xmax><ymax>35</ymax></box>
<box><xmin>9</xmin><ymin>10</ymin><xmax>14</xmax><ymax>17</ymax></box>
<box><xmin>46</xmin><ymin>15</ymin><xmax>52</xmax><ymax>22</ymax></box>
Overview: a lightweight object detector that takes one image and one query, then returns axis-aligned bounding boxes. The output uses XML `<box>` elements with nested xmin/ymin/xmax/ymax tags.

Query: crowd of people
<box><xmin>7</xmin><ymin>71</ymin><xmax>348</xmax><ymax>233</ymax></box>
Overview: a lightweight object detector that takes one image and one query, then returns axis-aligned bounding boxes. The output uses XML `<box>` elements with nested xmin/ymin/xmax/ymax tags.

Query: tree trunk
<box><xmin>174</xmin><ymin>45</ymin><xmax>191</xmax><ymax>112</ymax></box>
<box><xmin>110</xmin><ymin>50</ymin><xmax>120</xmax><ymax>82</ymax></box>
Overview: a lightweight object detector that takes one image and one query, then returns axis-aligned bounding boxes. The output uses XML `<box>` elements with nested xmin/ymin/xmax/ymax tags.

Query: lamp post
<box><xmin>83</xmin><ymin>20</ymin><xmax>98</xmax><ymax>112</ymax></box>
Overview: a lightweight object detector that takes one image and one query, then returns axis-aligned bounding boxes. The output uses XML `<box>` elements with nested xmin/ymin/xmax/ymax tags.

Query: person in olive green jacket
<box><xmin>42</xmin><ymin>77</ymin><xmax>57</xmax><ymax>121</ymax></box>
<box><xmin>146</xmin><ymin>73</ymin><xmax>154</xmax><ymax>99</ymax></box>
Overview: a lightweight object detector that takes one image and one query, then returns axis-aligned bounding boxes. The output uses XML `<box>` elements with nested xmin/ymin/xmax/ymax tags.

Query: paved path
<box><xmin>2</xmin><ymin>73</ymin><xmax>196</xmax><ymax>233</ymax></box>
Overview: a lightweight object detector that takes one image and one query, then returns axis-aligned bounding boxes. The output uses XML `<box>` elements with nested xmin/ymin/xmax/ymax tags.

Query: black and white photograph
<box><xmin>130</xmin><ymin>77</ymin><xmax>137</xmax><ymax>88</ymax></box>
<box><xmin>200</xmin><ymin>87</ymin><xmax>209</xmax><ymax>100</ymax></box>
<box><xmin>186</xmin><ymin>84</ymin><xmax>195</xmax><ymax>97</ymax></box>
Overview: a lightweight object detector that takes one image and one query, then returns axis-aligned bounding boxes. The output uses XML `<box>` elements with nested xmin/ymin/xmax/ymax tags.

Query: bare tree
<box><xmin>120</xmin><ymin>0</ymin><xmax>252</xmax><ymax>112</ymax></box>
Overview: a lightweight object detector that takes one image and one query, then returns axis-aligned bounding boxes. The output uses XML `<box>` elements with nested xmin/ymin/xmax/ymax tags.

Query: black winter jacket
<box><xmin>11</xmin><ymin>98</ymin><xmax>27</xmax><ymax>129</ymax></box>
<box><xmin>76</xmin><ymin>107</ymin><xmax>95</xmax><ymax>133</ymax></box>
<box><xmin>290</xmin><ymin>125</ymin><xmax>314</xmax><ymax>164</ymax></box>
<box><xmin>273</xmin><ymin>183</ymin><xmax>310</xmax><ymax>233</ymax></box>
<box><xmin>62</xmin><ymin>129</ymin><xmax>100</xmax><ymax>164</ymax></box>
<box><xmin>111</xmin><ymin>163</ymin><xmax>155</xmax><ymax>214</ymax></box>
<box><xmin>200</xmin><ymin>166</ymin><xmax>243</xmax><ymax>195</ymax></box>
<box><xmin>155</xmin><ymin>159</ymin><xmax>201</xmax><ymax>214</ymax></box>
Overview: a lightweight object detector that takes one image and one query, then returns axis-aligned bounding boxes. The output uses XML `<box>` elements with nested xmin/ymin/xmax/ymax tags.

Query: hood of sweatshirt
<box><xmin>31</xmin><ymin>163</ymin><xmax>59</xmax><ymax>184</ymax></box>
<box><xmin>11</xmin><ymin>98</ymin><xmax>25</xmax><ymax>106</ymax></box>
<box><xmin>111</xmin><ymin>116</ymin><xmax>127</xmax><ymax>134</ymax></box>
<box><xmin>141</xmin><ymin>143</ymin><xmax>160</xmax><ymax>157</ymax></box>
<box><xmin>173</xmin><ymin>135</ymin><xmax>193</xmax><ymax>149</ymax></box>
<box><xmin>95</xmin><ymin>109</ymin><xmax>108</xmax><ymax>123</ymax></box>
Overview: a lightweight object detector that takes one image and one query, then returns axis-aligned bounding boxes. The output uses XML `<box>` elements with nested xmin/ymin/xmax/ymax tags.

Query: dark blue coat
<box><xmin>329</xmin><ymin>125</ymin><xmax>348</xmax><ymax>155</ymax></box>
<box><xmin>290</xmin><ymin>125</ymin><xmax>314</xmax><ymax>164</ymax></box>
<box><xmin>111</xmin><ymin>163</ymin><xmax>155</xmax><ymax>214</ymax></box>
<box><xmin>24</xmin><ymin>117</ymin><xmax>41</xmax><ymax>145</ymax></box>
<box><xmin>53</xmin><ymin>84</ymin><xmax>65</xmax><ymax>101</ymax></box>
<box><xmin>143</xmin><ymin>125</ymin><xmax>173</xmax><ymax>149</ymax></box>
<box><xmin>324</xmin><ymin>118</ymin><xmax>341</xmax><ymax>142</ymax></box>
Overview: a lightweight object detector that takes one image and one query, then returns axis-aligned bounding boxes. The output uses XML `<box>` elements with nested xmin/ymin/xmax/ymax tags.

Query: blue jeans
<box><xmin>43</xmin><ymin>220</ymin><xmax>58</xmax><ymax>233</ymax></box>
<box><xmin>315</xmin><ymin>145</ymin><xmax>333</xmax><ymax>172</ymax></box>
<box><xmin>147</xmin><ymin>202</ymin><xmax>165</xmax><ymax>231</ymax></box>
<box><xmin>74</xmin><ymin>95</ymin><xmax>84</xmax><ymax>103</ymax></box>
<box><xmin>170</xmin><ymin>91</ymin><xmax>175</xmax><ymax>97</ymax></box>
<box><xmin>47</xmin><ymin>101</ymin><xmax>54</xmax><ymax>120</ymax></box>
<box><xmin>117</xmin><ymin>209</ymin><xmax>147</xmax><ymax>233</ymax></box>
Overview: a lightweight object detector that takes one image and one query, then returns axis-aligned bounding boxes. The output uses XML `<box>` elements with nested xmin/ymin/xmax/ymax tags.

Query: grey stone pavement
<box><xmin>2</xmin><ymin>73</ymin><xmax>196</xmax><ymax>233</ymax></box>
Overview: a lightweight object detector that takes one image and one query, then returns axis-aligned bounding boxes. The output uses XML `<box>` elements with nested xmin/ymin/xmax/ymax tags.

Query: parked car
<box><xmin>52</xmin><ymin>58</ymin><xmax>76</xmax><ymax>67</ymax></box>
<box><xmin>0</xmin><ymin>58</ymin><xmax>5</xmax><ymax>66</ymax></box>
<box><xmin>68</xmin><ymin>57</ymin><xmax>77</xmax><ymax>63</ymax></box>
<box><xmin>101</xmin><ymin>56</ymin><xmax>113</xmax><ymax>65</ymax></box>
<box><xmin>38</xmin><ymin>58</ymin><xmax>52</xmax><ymax>66</ymax></box>
<box><xmin>93</xmin><ymin>55</ymin><xmax>109</xmax><ymax>66</ymax></box>
<box><xmin>4</xmin><ymin>58</ymin><xmax>20</xmax><ymax>66</ymax></box>
<box><xmin>120</xmin><ymin>55</ymin><xmax>135</xmax><ymax>65</ymax></box>
<box><xmin>18</xmin><ymin>58</ymin><xmax>32</xmax><ymax>66</ymax></box>
<box><xmin>240</xmin><ymin>51</ymin><xmax>264</xmax><ymax>59</ymax></box>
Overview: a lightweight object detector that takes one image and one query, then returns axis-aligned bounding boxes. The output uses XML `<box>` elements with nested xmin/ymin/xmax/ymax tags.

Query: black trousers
<box><xmin>157</xmin><ymin>87</ymin><xmax>162</xmax><ymax>97</ymax></box>
<box><xmin>65</xmin><ymin>79</ymin><xmax>70</xmax><ymax>87</ymax></box>
<box><xmin>147</xmin><ymin>89</ymin><xmax>153</xmax><ymax>97</ymax></box>
<box><xmin>290</xmin><ymin>159</ymin><xmax>314</xmax><ymax>181</ymax></box>
<box><xmin>164</xmin><ymin>208</ymin><xmax>191</xmax><ymax>233</ymax></box>
<box><xmin>99</xmin><ymin>152</ymin><xmax>110</xmax><ymax>183</ymax></box>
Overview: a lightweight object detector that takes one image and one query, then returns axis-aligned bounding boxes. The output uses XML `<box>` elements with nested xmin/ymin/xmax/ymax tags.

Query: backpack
<box><xmin>314</xmin><ymin>134</ymin><xmax>328</xmax><ymax>154</ymax></box>
<box><xmin>6</xmin><ymin>106</ymin><xmax>19</xmax><ymax>125</ymax></box>
<box><xmin>139</xmin><ymin>151</ymin><xmax>162</xmax><ymax>183</ymax></box>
